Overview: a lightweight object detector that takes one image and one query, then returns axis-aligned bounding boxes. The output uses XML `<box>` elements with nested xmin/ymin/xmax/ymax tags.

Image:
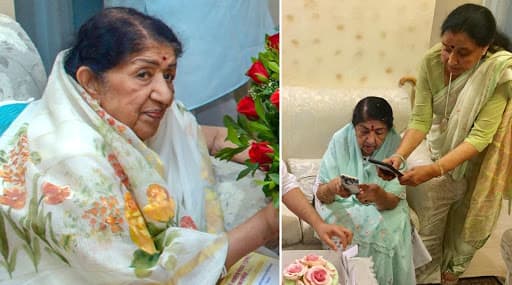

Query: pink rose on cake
<box><xmin>300</xmin><ymin>254</ymin><xmax>327</xmax><ymax>267</ymax></box>
<box><xmin>304</xmin><ymin>265</ymin><xmax>333</xmax><ymax>285</ymax></box>
<box><xmin>283</xmin><ymin>261</ymin><xmax>307</xmax><ymax>280</ymax></box>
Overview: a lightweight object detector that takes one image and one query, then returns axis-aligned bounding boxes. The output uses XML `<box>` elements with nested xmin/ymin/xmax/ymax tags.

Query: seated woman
<box><xmin>0</xmin><ymin>7</ymin><xmax>277</xmax><ymax>284</ymax></box>
<box><xmin>315</xmin><ymin>97</ymin><xmax>414</xmax><ymax>284</ymax></box>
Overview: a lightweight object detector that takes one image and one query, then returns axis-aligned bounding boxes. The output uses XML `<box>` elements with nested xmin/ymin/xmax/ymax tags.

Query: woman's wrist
<box><xmin>391</xmin><ymin>153</ymin><xmax>407</xmax><ymax>170</ymax></box>
<box><xmin>435</xmin><ymin>160</ymin><xmax>445</xmax><ymax>177</ymax></box>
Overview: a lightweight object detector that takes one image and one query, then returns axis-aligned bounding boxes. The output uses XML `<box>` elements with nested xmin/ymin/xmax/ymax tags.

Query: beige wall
<box><xmin>282</xmin><ymin>0</ymin><xmax>435</xmax><ymax>89</ymax></box>
<box><xmin>0</xmin><ymin>0</ymin><xmax>14</xmax><ymax>18</ymax></box>
<box><xmin>429</xmin><ymin>0</ymin><xmax>483</xmax><ymax>46</ymax></box>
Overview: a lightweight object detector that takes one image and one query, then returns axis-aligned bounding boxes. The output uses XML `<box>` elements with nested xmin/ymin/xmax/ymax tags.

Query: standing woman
<box><xmin>382</xmin><ymin>4</ymin><xmax>512</xmax><ymax>284</ymax></box>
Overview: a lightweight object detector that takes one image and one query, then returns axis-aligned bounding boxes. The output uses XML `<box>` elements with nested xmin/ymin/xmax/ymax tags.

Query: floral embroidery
<box><xmin>0</xmin><ymin>130</ymin><xmax>29</xmax><ymax>188</ymax></box>
<box><xmin>180</xmin><ymin>216</ymin><xmax>198</xmax><ymax>230</ymax></box>
<box><xmin>124</xmin><ymin>192</ymin><xmax>156</xmax><ymax>254</ymax></box>
<box><xmin>0</xmin><ymin>187</ymin><xmax>26</xmax><ymax>209</ymax></box>
<box><xmin>82</xmin><ymin>195</ymin><xmax>123</xmax><ymax>234</ymax></box>
<box><xmin>142</xmin><ymin>183</ymin><xmax>175</xmax><ymax>223</ymax></box>
<box><xmin>42</xmin><ymin>182</ymin><xmax>71</xmax><ymax>205</ymax></box>
<box><xmin>107</xmin><ymin>153</ymin><xmax>131</xmax><ymax>189</ymax></box>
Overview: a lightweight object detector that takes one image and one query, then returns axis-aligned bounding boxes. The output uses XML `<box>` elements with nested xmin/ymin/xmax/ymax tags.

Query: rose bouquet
<box><xmin>283</xmin><ymin>254</ymin><xmax>339</xmax><ymax>285</ymax></box>
<box><xmin>215</xmin><ymin>33</ymin><xmax>279</xmax><ymax>207</ymax></box>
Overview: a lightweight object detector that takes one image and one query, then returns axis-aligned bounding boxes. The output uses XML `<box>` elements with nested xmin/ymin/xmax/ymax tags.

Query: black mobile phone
<box><xmin>340</xmin><ymin>174</ymin><xmax>360</xmax><ymax>194</ymax></box>
<box><xmin>365</xmin><ymin>158</ymin><xmax>404</xmax><ymax>177</ymax></box>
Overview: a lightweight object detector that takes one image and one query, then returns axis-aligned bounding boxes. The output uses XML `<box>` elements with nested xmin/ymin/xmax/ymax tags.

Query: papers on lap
<box><xmin>220</xmin><ymin>252</ymin><xmax>279</xmax><ymax>285</ymax></box>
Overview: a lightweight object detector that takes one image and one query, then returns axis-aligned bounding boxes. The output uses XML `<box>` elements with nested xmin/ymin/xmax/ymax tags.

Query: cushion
<box><xmin>282</xmin><ymin>86</ymin><xmax>411</xmax><ymax>160</ymax></box>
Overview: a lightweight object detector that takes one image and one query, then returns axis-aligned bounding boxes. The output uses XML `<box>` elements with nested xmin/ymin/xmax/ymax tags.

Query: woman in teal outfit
<box><xmin>315</xmin><ymin>97</ymin><xmax>414</xmax><ymax>285</ymax></box>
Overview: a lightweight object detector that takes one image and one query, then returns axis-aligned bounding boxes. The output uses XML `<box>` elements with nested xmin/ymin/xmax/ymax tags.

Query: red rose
<box><xmin>237</xmin><ymin>96</ymin><xmax>258</xmax><ymax>120</ymax></box>
<box><xmin>270</xmin><ymin>89</ymin><xmax>279</xmax><ymax>109</ymax></box>
<box><xmin>249</xmin><ymin>142</ymin><xmax>274</xmax><ymax>170</ymax></box>
<box><xmin>267</xmin><ymin>33</ymin><xmax>279</xmax><ymax>51</ymax></box>
<box><xmin>246</xmin><ymin>61</ymin><xmax>269</xmax><ymax>84</ymax></box>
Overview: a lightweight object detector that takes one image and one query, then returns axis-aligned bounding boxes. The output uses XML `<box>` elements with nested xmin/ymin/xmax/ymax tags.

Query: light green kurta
<box><xmin>409</xmin><ymin>43</ymin><xmax>510</xmax><ymax>152</ymax></box>
<box><xmin>317</xmin><ymin>124</ymin><xmax>414</xmax><ymax>285</ymax></box>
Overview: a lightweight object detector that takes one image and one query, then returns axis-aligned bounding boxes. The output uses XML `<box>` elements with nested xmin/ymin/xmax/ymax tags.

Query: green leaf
<box><xmin>44</xmin><ymin>246</ymin><xmax>70</xmax><ymax>266</ymax></box>
<box><xmin>0</xmin><ymin>210</ymin><xmax>10</xmax><ymax>261</ymax></box>
<box><xmin>269</xmin><ymin>173</ymin><xmax>279</xmax><ymax>184</ymax></box>
<box><xmin>253</xmin><ymin>98</ymin><xmax>267</xmax><ymax>124</ymax></box>
<box><xmin>130</xmin><ymin>249</ymin><xmax>160</xmax><ymax>278</ymax></box>
<box><xmin>266</xmin><ymin>61</ymin><xmax>279</xmax><ymax>73</ymax></box>
<box><xmin>236</xmin><ymin>163</ymin><xmax>259</xmax><ymax>180</ymax></box>
<box><xmin>30</xmin><ymin>152</ymin><xmax>42</xmax><ymax>165</ymax></box>
<box><xmin>47</xmin><ymin>213</ymin><xmax>60</xmax><ymax>245</ymax></box>
<box><xmin>4</xmin><ymin>210</ymin><xmax>28</xmax><ymax>244</ymax></box>
<box><xmin>32</xmin><ymin>236</ymin><xmax>41</xmax><ymax>268</ymax></box>
<box><xmin>215</xmin><ymin>146</ymin><xmax>247</xmax><ymax>161</ymax></box>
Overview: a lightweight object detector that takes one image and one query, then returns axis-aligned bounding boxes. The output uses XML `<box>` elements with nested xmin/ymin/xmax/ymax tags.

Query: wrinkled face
<box><xmin>441</xmin><ymin>31</ymin><xmax>488</xmax><ymax>77</ymax></box>
<box><xmin>355</xmin><ymin>120</ymin><xmax>389</xmax><ymax>156</ymax></box>
<box><xmin>95</xmin><ymin>42</ymin><xmax>177</xmax><ymax>140</ymax></box>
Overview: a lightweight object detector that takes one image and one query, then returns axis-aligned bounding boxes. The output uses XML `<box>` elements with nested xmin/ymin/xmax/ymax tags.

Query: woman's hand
<box><xmin>328</xmin><ymin>176</ymin><xmax>352</xmax><ymax>198</ymax></box>
<box><xmin>356</xmin><ymin>183</ymin><xmax>400</xmax><ymax>210</ymax></box>
<box><xmin>355</xmin><ymin>183</ymin><xmax>382</xmax><ymax>205</ymax></box>
<box><xmin>377</xmin><ymin>157</ymin><xmax>402</xmax><ymax>181</ymax></box>
<box><xmin>316</xmin><ymin>177</ymin><xmax>351</xmax><ymax>204</ymax></box>
<box><xmin>398</xmin><ymin>163</ymin><xmax>439</xmax><ymax>186</ymax></box>
<box><xmin>313</xmin><ymin>223</ymin><xmax>353</xmax><ymax>250</ymax></box>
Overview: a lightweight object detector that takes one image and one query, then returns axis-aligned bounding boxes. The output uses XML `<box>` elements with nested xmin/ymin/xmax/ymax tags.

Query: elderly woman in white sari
<box><xmin>381</xmin><ymin>4</ymin><xmax>512</xmax><ymax>284</ymax></box>
<box><xmin>0</xmin><ymin>7</ymin><xmax>277</xmax><ymax>284</ymax></box>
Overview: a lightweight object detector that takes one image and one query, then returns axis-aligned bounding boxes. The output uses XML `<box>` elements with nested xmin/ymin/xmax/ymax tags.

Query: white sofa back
<box><xmin>282</xmin><ymin>86</ymin><xmax>412</xmax><ymax>161</ymax></box>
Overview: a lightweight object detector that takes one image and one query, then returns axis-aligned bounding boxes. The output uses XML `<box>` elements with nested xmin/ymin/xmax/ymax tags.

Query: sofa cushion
<box><xmin>282</xmin><ymin>86</ymin><xmax>411</xmax><ymax>161</ymax></box>
<box><xmin>282</xmin><ymin>204</ymin><xmax>303</xmax><ymax>246</ymax></box>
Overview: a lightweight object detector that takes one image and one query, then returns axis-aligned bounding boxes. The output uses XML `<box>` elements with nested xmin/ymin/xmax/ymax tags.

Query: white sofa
<box><xmin>281</xmin><ymin>85</ymin><xmax>509</xmax><ymax>282</ymax></box>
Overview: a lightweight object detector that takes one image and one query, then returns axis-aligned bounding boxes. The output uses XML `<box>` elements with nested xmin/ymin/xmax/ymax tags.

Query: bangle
<box><xmin>219</xmin><ymin>266</ymin><xmax>227</xmax><ymax>279</ymax></box>
<box><xmin>436</xmin><ymin>160</ymin><xmax>445</xmax><ymax>177</ymax></box>
<box><xmin>391</xmin><ymin>153</ymin><xmax>407</xmax><ymax>170</ymax></box>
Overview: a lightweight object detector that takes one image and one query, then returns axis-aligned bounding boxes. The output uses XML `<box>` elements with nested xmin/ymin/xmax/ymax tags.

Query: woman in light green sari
<box><xmin>382</xmin><ymin>4</ymin><xmax>512</xmax><ymax>284</ymax></box>
<box><xmin>316</xmin><ymin>97</ymin><xmax>415</xmax><ymax>285</ymax></box>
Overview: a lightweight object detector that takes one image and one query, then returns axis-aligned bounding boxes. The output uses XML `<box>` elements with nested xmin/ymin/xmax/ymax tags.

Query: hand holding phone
<box><xmin>364</xmin><ymin>157</ymin><xmax>403</xmax><ymax>178</ymax></box>
<box><xmin>340</xmin><ymin>174</ymin><xmax>360</xmax><ymax>194</ymax></box>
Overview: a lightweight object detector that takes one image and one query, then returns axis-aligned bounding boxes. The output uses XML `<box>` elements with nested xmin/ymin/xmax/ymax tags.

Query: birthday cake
<box><xmin>282</xmin><ymin>254</ymin><xmax>339</xmax><ymax>285</ymax></box>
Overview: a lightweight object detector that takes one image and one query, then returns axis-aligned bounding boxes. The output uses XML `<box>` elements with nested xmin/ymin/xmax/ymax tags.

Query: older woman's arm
<box><xmin>316</xmin><ymin>176</ymin><xmax>351</xmax><ymax>204</ymax></box>
<box><xmin>201</xmin><ymin>125</ymin><xmax>249</xmax><ymax>164</ymax></box>
<box><xmin>225</xmin><ymin>203</ymin><xmax>278</xmax><ymax>269</ymax></box>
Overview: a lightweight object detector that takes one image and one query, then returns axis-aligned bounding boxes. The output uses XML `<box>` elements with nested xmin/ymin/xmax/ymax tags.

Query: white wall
<box><xmin>0</xmin><ymin>0</ymin><xmax>15</xmax><ymax>18</ymax></box>
<box><xmin>282</xmin><ymin>0</ymin><xmax>435</xmax><ymax>89</ymax></box>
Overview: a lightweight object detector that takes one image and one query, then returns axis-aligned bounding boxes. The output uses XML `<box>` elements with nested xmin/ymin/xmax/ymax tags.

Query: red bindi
<box><xmin>162</xmin><ymin>56</ymin><xmax>167</xmax><ymax>61</ymax></box>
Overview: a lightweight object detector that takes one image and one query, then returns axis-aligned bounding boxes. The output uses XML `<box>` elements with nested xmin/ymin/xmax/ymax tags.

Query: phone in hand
<box><xmin>365</xmin><ymin>157</ymin><xmax>403</xmax><ymax>177</ymax></box>
<box><xmin>340</xmin><ymin>174</ymin><xmax>360</xmax><ymax>194</ymax></box>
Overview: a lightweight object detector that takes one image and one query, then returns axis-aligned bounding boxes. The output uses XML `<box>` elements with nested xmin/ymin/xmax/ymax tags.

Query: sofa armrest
<box><xmin>282</xmin><ymin>204</ymin><xmax>303</xmax><ymax>247</ymax></box>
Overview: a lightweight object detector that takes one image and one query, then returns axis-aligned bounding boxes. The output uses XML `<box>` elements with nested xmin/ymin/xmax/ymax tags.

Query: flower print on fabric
<box><xmin>82</xmin><ymin>195</ymin><xmax>124</xmax><ymax>234</ymax></box>
<box><xmin>108</xmin><ymin>153</ymin><xmax>131</xmax><ymax>189</ymax></box>
<box><xmin>42</xmin><ymin>182</ymin><xmax>71</xmax><ymax>205</ymax></box>
<box><xmin>143</xmin><ymin>183</ymin><xmax>175</xmax><ymax>223</ymax></box>
<box><xmin>124</xmin><ymin>192</ymin><xmax>156</xmax><ymax>254</ymax></box>
<box><xmin>179</xmin><ymin>215</ymin><xmax>198</xmax><ymax>230</ymax></box>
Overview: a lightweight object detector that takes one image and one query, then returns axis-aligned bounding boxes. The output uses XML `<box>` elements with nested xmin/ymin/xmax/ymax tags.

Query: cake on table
<box><xmin>282</xmin><ymin>254</ymin><xmax>339</xmax><ymax>285</ymax></box>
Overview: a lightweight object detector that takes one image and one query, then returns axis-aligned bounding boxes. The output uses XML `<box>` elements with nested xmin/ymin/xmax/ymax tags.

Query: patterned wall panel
<box><xmin>282</xmin><ymin>0</ymin><xmax>435</xmax><ymax>88</ymax></box>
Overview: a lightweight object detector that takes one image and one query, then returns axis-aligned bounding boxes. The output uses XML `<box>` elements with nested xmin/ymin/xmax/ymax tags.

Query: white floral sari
<box><xmin>0</xmin><ymin>51</ymin><xmax>233</xmax><ymax>284</ymax></box>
